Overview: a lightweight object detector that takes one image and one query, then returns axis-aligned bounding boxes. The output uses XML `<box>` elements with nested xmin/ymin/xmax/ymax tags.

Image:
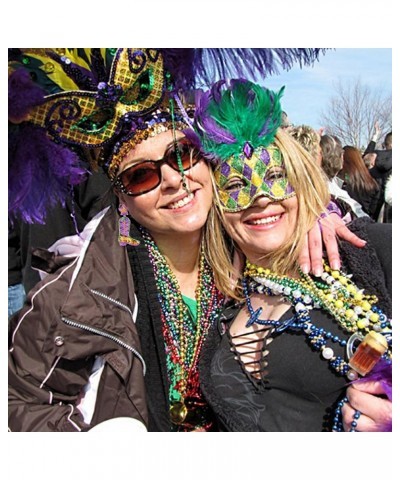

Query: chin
<box><xmin>242</xmin><ymin>233</ymin><xmax>289</xmax><ymax>258</ymax></box>
<box><xmin>180</xmin><ymin>214</ymin><xmax>209</xmax><ymax>231</ymax></box>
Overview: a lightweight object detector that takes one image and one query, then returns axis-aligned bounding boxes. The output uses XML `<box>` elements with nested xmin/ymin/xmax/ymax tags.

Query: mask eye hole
<box><xmin>121</xmin><ymin>69</ymin><xmax>154</xmax><ymax>105</ymax></box>
<box><xmin>224</xmin><ymin>177</ymin><xmax>247</xmax><ymax>192</ymax></box>
<box><xmin>73</xmin><ymin>108</ymin><xmax>114</xmax><ymax>133</ymax></box>
<box><xmin>265</xmin><ymin>167</ymin><xmax>286</xmax><ymax>181</ymax></box>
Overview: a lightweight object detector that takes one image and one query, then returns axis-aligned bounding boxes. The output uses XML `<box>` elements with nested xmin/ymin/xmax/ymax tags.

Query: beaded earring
<box><xmin>118</xmin><ymin>203</ymin><xmax>140</xmax><ymax>247</ymax></box>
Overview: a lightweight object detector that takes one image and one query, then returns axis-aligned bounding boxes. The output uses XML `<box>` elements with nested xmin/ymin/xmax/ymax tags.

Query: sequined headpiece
<box><xmin>9</xmin><ymin>48</ymin><xmax>326</xmax><ymax>223</ymax></box>
<box><xmin>8</xmin><ymin>48</ymin><xmax>192</xmax><ymax>223</ymax></box>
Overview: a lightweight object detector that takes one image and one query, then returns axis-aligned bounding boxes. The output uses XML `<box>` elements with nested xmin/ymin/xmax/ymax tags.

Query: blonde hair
<box><xmin>213</xmin><ymin>128</ymin><xmax>331</xmax><ymax>298</ymax></box>
<box><xmin>202</xmin><ymin>164</ymin><xmax>238</xmax><ymax>299</ymax></box>
<box><xmin>290</xmin><ymin>124</ymin><xmax>321</xmax><ymax>161</ymax></box>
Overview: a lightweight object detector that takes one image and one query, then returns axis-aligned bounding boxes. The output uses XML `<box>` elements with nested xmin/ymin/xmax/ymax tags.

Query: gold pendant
<box><xmin>170</xmin><ymin>401</ymin><xmax>188</xmax><ymax>425</ymax></box>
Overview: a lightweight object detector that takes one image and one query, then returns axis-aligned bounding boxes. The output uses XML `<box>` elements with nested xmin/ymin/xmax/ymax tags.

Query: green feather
<box><xmin>198</xmin><ymin>81</ymin><xmax>284</xmax><ymax>160</ymax></box>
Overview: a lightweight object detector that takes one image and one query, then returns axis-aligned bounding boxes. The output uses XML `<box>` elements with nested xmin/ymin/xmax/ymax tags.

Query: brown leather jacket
<box><xmin>8</xmin><ymin>208</ymin><xmax>148</xmax><ymax>431</ymax></box>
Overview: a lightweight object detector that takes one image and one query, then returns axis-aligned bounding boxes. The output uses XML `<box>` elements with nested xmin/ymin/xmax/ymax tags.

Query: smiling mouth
<box><xmin>246</xmin><ymin>214</ymin><xmax>281</xmax><ymax>225</ymax></box>
<box><xmin>167</xmin><ymin>192</ymin><xmax>195</xmax><ymax>209</ymax></box>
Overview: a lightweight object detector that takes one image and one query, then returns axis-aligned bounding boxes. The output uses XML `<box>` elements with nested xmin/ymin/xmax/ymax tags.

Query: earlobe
<box><xmin>114</xmin><ymin>188</ymin><xmax>123</xmax><ymax>202</ymax></box>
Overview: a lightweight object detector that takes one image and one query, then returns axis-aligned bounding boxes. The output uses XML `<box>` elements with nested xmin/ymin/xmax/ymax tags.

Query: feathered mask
<box><xmin>8</xmin><ymin>48</ymin><xmax>326</xmax><ymax>224</ymax></box>
<box><xmin>189</xmin><ymin>79</ymin><xmax>285</xmax><ymax>164</ymax></box>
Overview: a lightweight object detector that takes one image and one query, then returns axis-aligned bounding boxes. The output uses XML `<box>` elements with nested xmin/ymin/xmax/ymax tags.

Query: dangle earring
<box><xmin>118</xmin><ymin>203</ymin><xmax>140</xmax><ymax>247</ymax></box>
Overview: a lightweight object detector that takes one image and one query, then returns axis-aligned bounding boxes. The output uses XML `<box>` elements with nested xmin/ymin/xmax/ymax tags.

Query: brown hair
<box><xmin>341</xmin><ymin>146</ymin><xmax>379</xmax><ymax>193</ymax></box>
<box><xmin>320</xmin><ymin>135</ymin><xmax>343</xmax><ymax>180</ymax></box>
<box><xmin>384</xmin><ymin>132</ymin><xmax>392</xmax><ymax>149</ymax></box>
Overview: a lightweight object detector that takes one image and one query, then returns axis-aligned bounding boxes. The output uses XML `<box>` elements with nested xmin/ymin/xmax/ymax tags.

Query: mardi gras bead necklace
<box><xmin>140</xmin><ymin>228</ymin><xmax>223</xmax><ymax>430</ymax></box>
<box><xmin>243</xmin><ymin>259</ymin><xmax>392</xmax><ymax>381</ymax></box>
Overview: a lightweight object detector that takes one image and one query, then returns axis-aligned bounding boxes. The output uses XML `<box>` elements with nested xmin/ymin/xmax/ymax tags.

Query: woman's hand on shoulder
<box><xmin>298</xmin><ymin>213</ymin><xmax>366</xmax><ymax>275</ymax></box>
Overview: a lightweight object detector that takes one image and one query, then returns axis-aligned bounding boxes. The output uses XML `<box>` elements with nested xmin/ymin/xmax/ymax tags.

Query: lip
<box><xmin>243</xmin><ymin>211</ymin><xmax>285</xmax><ymax>229</ymax></box>
<box><xmin>162</xmin><ymin>189</ymin><xmax>198</xmax><ymax>212</ymax></box>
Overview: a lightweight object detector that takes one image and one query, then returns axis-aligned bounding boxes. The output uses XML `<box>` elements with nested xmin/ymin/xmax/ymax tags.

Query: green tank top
<box><xmin>182</xmin><ymin>295</ymin><xmax>197</xmax><ymax>322</ymax></box>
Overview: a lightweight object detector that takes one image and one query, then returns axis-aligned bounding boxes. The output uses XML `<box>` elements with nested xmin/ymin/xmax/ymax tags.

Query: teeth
<box><xmin>169</xmin><ymin>193</ymin><xmax>194</xmax><ymax>209</ymax></box>
<box><xmin>250</xmin><ymin>215</ymin><xmax>280</xmax><ymax>225</ymax></box>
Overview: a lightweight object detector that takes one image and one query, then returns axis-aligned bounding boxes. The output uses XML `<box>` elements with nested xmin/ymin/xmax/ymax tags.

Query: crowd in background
<box><xmin>288</xmin><ymin>119</ymin><xmax>392</xmax><ymax>225</ymax></box>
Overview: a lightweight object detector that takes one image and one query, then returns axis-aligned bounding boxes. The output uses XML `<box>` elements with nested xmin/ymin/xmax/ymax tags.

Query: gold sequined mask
<box><xmin>9</xmin><ymin>48</ymin><xmax>165</xmax><ymax>148</ymax></box>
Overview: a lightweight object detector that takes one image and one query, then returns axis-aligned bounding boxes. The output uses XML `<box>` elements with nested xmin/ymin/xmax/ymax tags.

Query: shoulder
<box><xmin>340</xmin><ymin>218</ymin><xmax>391</xmax><ymax>315</ymax></box>
<box><xmin>384</xmin><ymin>175</ymin><xmax>392</xmax><ymax>205</ymax></box>
<box><xmin>344</xmin><ymin>217</ymin><xmax>391</xmax><ymax>266</ymax></box>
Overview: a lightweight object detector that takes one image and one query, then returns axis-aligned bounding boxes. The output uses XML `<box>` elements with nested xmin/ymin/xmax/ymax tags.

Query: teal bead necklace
<box><xmin>140</xmin><ymin>227</ymin><xmax>224</xmax><ymax>429</ymax></box>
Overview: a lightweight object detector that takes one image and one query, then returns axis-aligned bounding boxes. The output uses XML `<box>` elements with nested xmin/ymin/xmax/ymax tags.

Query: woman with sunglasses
<box><xmin>8</xmin><ymin>49</ymin><xmax>365</xmax><ymax>432</ymax></box>
<box><xmin>192</xmin><ymin>79</ymin><xmax>392</xmax><ymax>432</ymax></box>
<box><xmin>8</xmin><ymin>110</ymin><xmax>226</xmax><ymax>431</ymax></box>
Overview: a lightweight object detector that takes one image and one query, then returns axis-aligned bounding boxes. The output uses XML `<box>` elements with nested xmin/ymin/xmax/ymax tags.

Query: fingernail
<box><xmin>300</xmin><ymin>264</ymin><xmax>310</xmax><ymax>274</ymax></box>
<box><xmin>314</xmin><ymin>266</ymin><xmax>323</xmax><ymax>277</ymax></box>
<box><xmin>332</xmin><ymin>260</ymin><xmax>341</xmax><ymax>271</ymax></box>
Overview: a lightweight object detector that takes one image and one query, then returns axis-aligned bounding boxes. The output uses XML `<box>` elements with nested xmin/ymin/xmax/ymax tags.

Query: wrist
<box><xmin>320</xmin><ymin>200</ymin><xmax>343</xmax><ymax>219</ymax></box>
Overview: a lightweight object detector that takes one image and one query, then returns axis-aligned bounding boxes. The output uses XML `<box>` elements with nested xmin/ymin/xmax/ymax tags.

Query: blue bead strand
<box><xmin>332</xmin><ymin>396</ymin><xmax>360</xmax><ymax>432</ymax></box>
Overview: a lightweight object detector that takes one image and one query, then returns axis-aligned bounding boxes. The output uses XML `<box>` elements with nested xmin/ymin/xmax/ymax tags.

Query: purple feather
<box><xmin>159</xmin><ymin>49</ymin><xmax>196</xmax><ymax>90</ymax></box>
<box><xmin>201</xmin><ymin>116</ymin><xmax>236</xmax><ymax>144</ymax></box>
<box><xmin>355</xmin><ymin>360</ymin><xmax>392</xmax><ymax>401</ymax></box>
<box><xmin>8</xmin><ymin>69</ymin><xmax>46</xmax><ymax>122</ymax></box>
<box><xmin>195</xmin><ymin>89</ymin><xmax>212</xmax><ymax>120</ymax></box>
<box><xmin>160</xmin><ymin>49</ymin><xmax>327</xmax><ymax>91</ymax></box>
<box><xmin>258</xmin><ymin>119</ymin><xmax>274</xmax><ymax>138</ymax></box>
<box><xmin>210</xmin><ymin>79</ymin><xmax>226</xmax><ymax>104</ymax></box>
<box><xmin>182</xmin><ymin>128</ymin><xmax>220</xmax><ymax>166</ymax></box>
<box><xmin>351</xmin><ymin>359</ymin><xmax>392</xmax><ymax>432</ymax></box>
<box><xmin>182</xmin><ymin>128</ymin><xmax>202</xmax><ymax>150</ymax></box>
<box><xmin>9</xmin><ymin>124</ymin><xmax>87</xmax><ymax>224</ymax></box>
<box><xmin>193</xmin><ymin>86</ymin><xmax>236</xmax><ymax>144</ymax></box>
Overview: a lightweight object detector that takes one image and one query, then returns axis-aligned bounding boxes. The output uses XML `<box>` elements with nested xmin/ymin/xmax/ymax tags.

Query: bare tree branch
<box><xmin>319</xmin><ymin>78</ymin><xmax>392</xmax><ymax>149</ymax></box>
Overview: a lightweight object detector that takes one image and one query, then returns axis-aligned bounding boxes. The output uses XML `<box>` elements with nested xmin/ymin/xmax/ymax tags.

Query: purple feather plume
<box><xmin>210</xmin><ymin>79</ymin><xmax>226</xmax><ymax>104</ymax></box>
<box><xmin>159</xmin><ymin>49</ymin><xmax>196</xmax><ymax>90</ymax></box>
<box><xmin>8</xmin><ymin>69</ymin><xmax>46</xmax><ymax>122</ymax></box>
<box><xmin>195</xmin><ymin>88</ymin><xmax>212</xmax><ymax>120</ymax></box>
<box><xmin>181</xmin><ymin>127</ymin><xmax>221</xmax><ymax>165</ymax></box>
<box><xmin>355</xmin><ymin>360</ymin><xmax>392</xmax><ymax>401</ymax></box>
<box><xmin>161</xmin><ymin>48</ymin><xmax>327</xmax><ymax>90</ymax></box>
<box><xmin>201</xmin><ymin>117</ymin><xmax>236</xmax><ymax>144</ymax></box>
<box><xmin>352</xmin><ymin>359</ymin><xmax>392</xmax><ymax>432</ymax></box>
<box><xmin>182</xmin><ymin>128</ymin><xmax>202</xmax><ymax>150</ymax></box>
<box><xmin>194</xmin><ymin>87</ymin><xmax>236</xmax><ymax>144</ymax></box>
<box><xmin>9</xmin><ymin>124</ymin><xmax>87</xmax><ymax>224</ymax></box>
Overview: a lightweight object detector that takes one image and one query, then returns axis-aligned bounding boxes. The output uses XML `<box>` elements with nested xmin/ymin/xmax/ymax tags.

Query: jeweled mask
<box><xmin>8</xmin><ymin>48</ymin><xmax>166</xmax><ymax>149</ymax></box>
<box><xmin>215</xmin><ymin>144</ymin><xmax>296</xmax><ymax>212</ymax></box>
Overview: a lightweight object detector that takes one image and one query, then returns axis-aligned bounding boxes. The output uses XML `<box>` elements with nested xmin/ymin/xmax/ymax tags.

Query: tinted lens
<box><xmin>116</xmin><ymin>140</ymin><xmax>201</xmax><ymax>196</ymax></box>
<box><xmin>120</xmin><ymin>161</ymin><xmax>161</xmax><ymax>195</ymax></box>
<box><xmin>167</xmin><ymin>141</ymin><xmax>200</xmax><ymax>171</ymax></box>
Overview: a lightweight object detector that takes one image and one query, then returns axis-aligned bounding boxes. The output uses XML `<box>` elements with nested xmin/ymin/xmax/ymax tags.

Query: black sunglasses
<box><xmin>114</xmin><ymin>139</ymin><xmax>202</xmax><ymax>196</ymax></box>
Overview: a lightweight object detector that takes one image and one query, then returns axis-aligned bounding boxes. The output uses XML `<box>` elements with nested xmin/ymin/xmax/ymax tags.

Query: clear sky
<box><xmin>257</xmin><ymin>48</ymin><xmax>392</xmax><ymax>130</ymax></box>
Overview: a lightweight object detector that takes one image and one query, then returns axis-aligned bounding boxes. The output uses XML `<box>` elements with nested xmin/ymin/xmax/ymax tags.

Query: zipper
<box><xmin>61</xmin><ymin>316</ymin><xmax>146</xmax><ymax>375</ymax></box>
<box><xmin>89</xmin><ymin>288</ymin><xmax>134</xmax><ymax>318</ymax></box>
